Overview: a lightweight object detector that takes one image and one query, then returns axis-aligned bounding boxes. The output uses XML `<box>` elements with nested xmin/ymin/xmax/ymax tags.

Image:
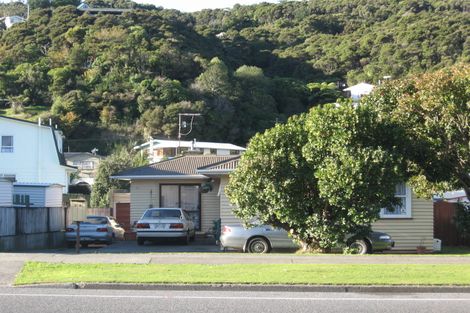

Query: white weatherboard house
<box><xmin>113</xmin><ymin>155</ymin><xmax>434</xmax><ymax>251</ymax></box>
<box><xmin>1</xmin><ymin>16</ymin><xmax>26</xmax><ymax>29</ymax></box>
<box><xmin>0</xmin><ymin>116</ymin><xmax>76</xmax><ymax>194</ymax></box>
<box><xmin>0</xmin><ymin>176</ymin><xmax>14</xmax><ymax>207</ymax></box>
<box><xmin>343</xmin><ymin>83</ymin><xmax>375</xmax><ymax>102</ymax></box>
<box><xmin>134</xmin><ymin>139</ymin><xmax>246</xmax><ymax>163</ymax></box>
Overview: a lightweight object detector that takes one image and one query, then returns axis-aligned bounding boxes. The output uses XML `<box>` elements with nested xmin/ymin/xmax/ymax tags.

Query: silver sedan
<box><xmin>219</xmin><ymin>225</ymin><xmax>394</xmax><ymax>254</ymax></box>
<box><xmin>135</xmin><ymin>208</ymin><xmax>196</xmax><ymax>245</ymax></box>
<box><xmin>65</xmin><ymin>216</ymin><xmax>125</xmax><ymax>247</ymax></box>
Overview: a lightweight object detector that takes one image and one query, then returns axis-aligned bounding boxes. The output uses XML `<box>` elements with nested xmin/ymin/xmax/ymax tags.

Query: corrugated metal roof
<box><xmin>113</xmin><ymin>155</ymin><xmax>237</xmax><ymax>177</ymax></box>
<box><xmin>134</xmin><ymin>139</ymin><xmax>246</xmax><ymax>151</ymax></box>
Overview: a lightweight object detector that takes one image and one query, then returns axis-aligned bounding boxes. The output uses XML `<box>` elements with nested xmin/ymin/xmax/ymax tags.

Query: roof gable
<box><xmin>113</xmin><ymin>155</ymin><xmax>237</xmax><ymax>179</ymax></box>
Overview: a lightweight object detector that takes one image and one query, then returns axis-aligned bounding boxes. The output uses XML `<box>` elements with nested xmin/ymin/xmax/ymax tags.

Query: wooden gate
<box><xmin>434</xmin><ymin>201</ymin><xmax>470</xmax><ymax>246</ymax></box>
<box><xmin>115</xmin><ymin>203</ymin><xmax>131</xmax><ymax>231</ymax></box>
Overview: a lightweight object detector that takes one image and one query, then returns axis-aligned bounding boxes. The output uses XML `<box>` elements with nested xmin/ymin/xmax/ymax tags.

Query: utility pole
<box><xmin>177</xmin><ymin>113</ymin><xmax>201</xmax><ymax>156</ymax></box>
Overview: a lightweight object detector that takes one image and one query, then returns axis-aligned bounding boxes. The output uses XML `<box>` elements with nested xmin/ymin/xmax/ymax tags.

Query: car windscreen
<box><xmin>144</xmin><ymin>209</ymin><xmax>181</xmax><ymax>219</ymax></box>
<box><xmin>82</xmin><ymin>217</ymin><xmax>108</xmax><ymax>224</ymax></box>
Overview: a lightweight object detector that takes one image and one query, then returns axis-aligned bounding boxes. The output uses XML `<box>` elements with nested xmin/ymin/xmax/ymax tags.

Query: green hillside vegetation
<box><xmin>0</xmin><ymin>0</ymin><xmax>467</xmax><ymax>153</ymax></box>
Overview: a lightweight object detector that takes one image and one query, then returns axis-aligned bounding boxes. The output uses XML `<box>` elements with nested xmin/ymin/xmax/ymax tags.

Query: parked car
<box><xmin>135</xmin><ymin>208</ymin><xmax>196</xmax><ymax>245</ymax></box>
<box><xmin>219</xmin><ymin>225</ymin><xmax>394</xmax><ymax>254</ymax></box>
<box><xmin>65</xmin><ymin>215</ymin><xmax>125</xmax><ymax>247</ymax></box>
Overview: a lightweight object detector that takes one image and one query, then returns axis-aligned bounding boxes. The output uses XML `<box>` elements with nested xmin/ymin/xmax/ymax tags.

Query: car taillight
<box><xmin>65</xmin><ymin>228</ymin><xmax>75</xmax><ymax>232</ymax></box>
<box><xmin>96</xmin><ymin>227</ymin><xmax>108</xmax><ymax>232</ymax></box>
<box><xmin>222</xmin><ymin>226</ymin><xmax>232</xmax><ymax>234</ymax></box>
<box><xmin>169</xmin><ymin>223</ymin><xmax>184</xmax><ymax>229</ymax></box>
<box><xmin>136</xmin><ymin>223</ymin><xmax>150</xmax><ymax>229</ymax></box>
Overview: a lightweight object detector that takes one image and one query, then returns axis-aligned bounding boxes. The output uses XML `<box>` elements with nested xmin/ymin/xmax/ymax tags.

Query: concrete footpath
<box><xmin>2</xmin><ymin>252</ymin><xmax>470</xmax><ymax>265</ymax></box>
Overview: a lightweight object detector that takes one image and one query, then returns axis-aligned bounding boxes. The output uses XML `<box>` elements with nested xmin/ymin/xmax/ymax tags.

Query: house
<box><xmin>77</xmin><ymin>2</ymin><xmax>132</xmax><ymax>14</ymax></box>
<box><xmin>0</xmin><ymin>116</ymin><xmax>76</xmax><ymax>193</ymax></box>
<box><xmin>0</xmin><ymin>175</ymin><xmax>14</xmax><ymax>207</ymax></box>
<box><xmin>1</xmin><ymin>16</ymin><xmax>26</xmax><ymax>29</ymax></box>
<box><xmin>134</xmin><ymin>138</ymin><xmax>246</xmax><ymax>163</ymax></box>
<box><xmin>343</xmin><ymin>82</ymin><xmax>375</xmax><ymax>102</ymax></box>
<box><xmin>442</xmin><ymin>190</ymin><xmax>468</xmax><ymax>203</ymax></box>
<box><xmin>12</xmin><ymin>183</ymin><xmax>63</xmax><ymax>208</ymax></box>
<box><xmin>112</xmin><ymin>155</ymin><xmax>434</xmax><ymax>250</ymax></box>
<box><xmin>65</xmin><ymin>152</ymin><xmax>103</xmax><ymax>186</ymax></box>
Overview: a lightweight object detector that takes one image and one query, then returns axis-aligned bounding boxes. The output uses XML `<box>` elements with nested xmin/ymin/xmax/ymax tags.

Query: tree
<box><xmin>226</xmin><ymin>103</ymin><xmax>406</xmax><ymax>251</ymax></box>
<box><xmin>365</xmin><ymin>64</ymin><xmax>470</xmax><ymax>198</ymax></box>
<box><xmin>91</xmin><ymin>147</ymin><xmax>146</xmax><ymax>208</ymax></box>
<box><xmin>28</xmin><ymin>0</ymin><xmax>51</xmax><ymax>9</ymax></box>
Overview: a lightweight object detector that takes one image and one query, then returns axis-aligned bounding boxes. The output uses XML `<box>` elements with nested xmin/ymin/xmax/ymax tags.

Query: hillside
<box><xmin>0</xmin><ymin>0</ymin><xmax>468</xmax><ymax>153</ymax></box>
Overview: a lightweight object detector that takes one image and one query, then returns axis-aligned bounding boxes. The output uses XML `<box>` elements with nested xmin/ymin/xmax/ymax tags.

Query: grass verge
<box><xmin>15</xmin><ymin>262</ymin><xmax>470</xmax><ymax>286</ymax></box>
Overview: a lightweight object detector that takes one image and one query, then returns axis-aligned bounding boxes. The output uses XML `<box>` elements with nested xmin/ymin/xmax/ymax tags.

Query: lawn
<box><xmin>15</xmin><ymin>262</ymin><xmax>470</xmax><ymax>286</ymax></box>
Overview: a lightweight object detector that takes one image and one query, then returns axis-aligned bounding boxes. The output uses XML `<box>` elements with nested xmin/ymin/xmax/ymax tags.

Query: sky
<box><xmin>136</xmin><ymin>0</ymin><xmax>281</xmax><ymax>12</ymax></box>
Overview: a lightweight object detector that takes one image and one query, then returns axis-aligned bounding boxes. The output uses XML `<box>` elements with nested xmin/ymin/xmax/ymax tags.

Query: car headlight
<box><xmin>379</xmin><ymin>235</ymin><xmax>391</xmax><ymax>240</ymax></box>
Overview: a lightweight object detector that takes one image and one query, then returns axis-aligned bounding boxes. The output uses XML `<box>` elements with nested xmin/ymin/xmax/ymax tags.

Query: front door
<box><xmin>160</xmin><ymin>184</ymin><xmax>201</xmax><ymax>230</ymax></box>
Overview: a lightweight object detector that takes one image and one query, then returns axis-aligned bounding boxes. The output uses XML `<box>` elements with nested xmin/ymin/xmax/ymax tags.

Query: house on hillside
<box><xmin>0</xmin><ymin>16</ymin><xmax>25</xmax><ymax>29</ymax></box>
<box><xmin>343</xmin><ymin>82</ymin><xmax>375</xmax><ymax>102</ymax></box>
<box><xmin>0</xmin><ymin>116</ymin><xmax>76</xmax><ymax>194</ymax></box>
<box><xmin>77</xmin><ymin>2</ymin><xmax>132</xmax><ymax>14</ymax></box>
<box><xmin>65</xmin><ymin>152</ymin><xmax>103</xmax><ymax>187</ymax></box>
<box><xmin>112</xmin><ymin>155</ymin><xmax>434</xmax><ymax>251</ymax></box>
<box><xmin>134</xmin><ymin>138</ymin><xmax>246</xmax><ymax>164</ymax></box>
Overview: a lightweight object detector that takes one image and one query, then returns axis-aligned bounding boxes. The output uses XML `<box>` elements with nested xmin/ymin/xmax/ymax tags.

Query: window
<box><xmin>230</xmin><ymin>150</ymin><xmax>241</xmax><ymax>155</ymax></box>
<box><xmin>380</xmin><ymin>183</ymin><xmax>412</xmax><ymax>218</ymax></box>
<box><xmin>72</xmin><ymin>161</ymin><xmax>94</xmax><ymax>170</ymax></box>
<box><xmin>13</xmin><ymin>194</ymin><xmax>30</xmax><ymax>206</ymax></box>
<box><xmin>1</xmin><ymin>136</ymin><xmax>13</xmax><ymax>153</ymax></box>
<box><xmin>160</xmin><ymin>184</ymin><xmax>201</xmax><ymax>230</ymax></box>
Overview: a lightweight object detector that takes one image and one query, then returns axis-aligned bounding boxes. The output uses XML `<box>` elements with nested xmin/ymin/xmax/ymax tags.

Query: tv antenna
<box><xmin>177</xmin><ymin>113</ymin><xmax>201</xmax><ymax>155</ymax></box>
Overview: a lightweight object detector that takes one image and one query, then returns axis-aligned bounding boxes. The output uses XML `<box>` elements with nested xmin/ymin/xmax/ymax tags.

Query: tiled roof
<box><xmin>113</xmin><ymin>155</ymin><xmax>237</xmax><ymax>178</ymax></box>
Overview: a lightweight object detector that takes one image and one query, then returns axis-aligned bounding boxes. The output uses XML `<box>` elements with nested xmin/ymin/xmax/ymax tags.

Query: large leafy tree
<box><xmin>365</xmin><ymin>64</ymin><xmax>470</xmax><ymax>198</ymax></box>
<box><xmin>91</xmin><ymin>147</ymin><xmax>147</xmax><ymax>208</ymax></box>
<box><xmin>226</xmin><ymin>103</ymin><xmax>406</xmax><ymax>251</ymax></box>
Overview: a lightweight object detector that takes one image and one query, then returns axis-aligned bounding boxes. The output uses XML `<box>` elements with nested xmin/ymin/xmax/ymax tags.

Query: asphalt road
<box><xmin>2</xmin><ymin>287</ymin><xmax>470</xmax><ymax>313</ymax></box>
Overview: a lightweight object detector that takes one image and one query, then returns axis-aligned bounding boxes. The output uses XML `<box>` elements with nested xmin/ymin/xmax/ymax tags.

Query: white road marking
<box><xmin>0</xmin><ymin>293</ymin><xmax>470</xmax><ymax>301</ymax></box>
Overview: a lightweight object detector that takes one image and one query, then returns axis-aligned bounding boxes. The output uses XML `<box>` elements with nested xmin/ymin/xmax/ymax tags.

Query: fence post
<box><xmin>75</xmin><ymin>221</ymin><xmax>81</xmax><ymax>254</ymax></box>
<box><xmin>64</xmin><ymin>206</ymin><xmax>68</xmax><ymax>229</ymax></box>
<box><xmin>15</xmin><ymin>207</ymin><xmax>19</xmax><ymax>236</ymax></box>
<box><xmin>46</xmin><ymin>207</ymin><xmax>51</xmax><ymax>233</ymax></box>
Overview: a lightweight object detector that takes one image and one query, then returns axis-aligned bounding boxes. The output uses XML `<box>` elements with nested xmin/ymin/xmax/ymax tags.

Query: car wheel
<box><xmin>137</xmin><ymin>237</ymin><xmax>145</xmax><ymax>246</ymax></box>
<box><xmin>81</xmin><ymin>243</ymin><xmax>89</xmax><ymax>248</ymax></box>
<box><xmin>247</xmin><ymin>237</ymin><xmax>271</xmax><ymax>253</ymax></box>
<box><xmin>349</xmin><ymin>239</ymin><xmax>370</xmax><ymax>255</ymax></box>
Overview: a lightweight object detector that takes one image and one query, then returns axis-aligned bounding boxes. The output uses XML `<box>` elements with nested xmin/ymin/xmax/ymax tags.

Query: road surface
<box><xmin>1</xmin><ymin>287</ymin><xmax>470</xmax><ymax>313</ymax></box>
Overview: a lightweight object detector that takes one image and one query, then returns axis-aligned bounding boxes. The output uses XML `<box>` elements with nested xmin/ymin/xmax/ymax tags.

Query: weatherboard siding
<box><xmin>219</xmin><ymin>176</ymin><xmax>242</xmax><ymax>227</ymax></box>
<box><xmin>372</xmin><ymin>193</ymin><xmax>434</xmax><ymax>250</ymax></box>
<box><xmin>130</xmin><ymin>179</ymin><xmax>214</xmax><ymax>231</ymax></box>
<box><xmin>13</xmin><ymin>186</ymin><xmax>46</xmax><ymax>207</ymax></box>
<box><xmin>0</xmin><ymin>180</ymin><xmax>13</xmax><ymax>207</ymax></box>
<box><xmin>201</xmin><ymin>180</ymin><xmax>220</xmax><ymax>233</ymax></box>
<box><xmin>44</xmin><ymin>185</ymin><xmax>63</xmax><ymax>208</ymax></box>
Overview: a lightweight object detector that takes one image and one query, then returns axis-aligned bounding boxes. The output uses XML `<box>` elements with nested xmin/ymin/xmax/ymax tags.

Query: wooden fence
<box><xmin>0</xmin><ymin>207</ymin><xmax>64</xmax><ymax>237</ymax></box>
<box><xmin>65</xmin><ymin>207</ymin><xmax>113</xmax><ymax>226</ymax></box>
<box><xmin>434</xmin><ymin>201</ymin><xmax>470</xmax><ymax>246</ymax></box>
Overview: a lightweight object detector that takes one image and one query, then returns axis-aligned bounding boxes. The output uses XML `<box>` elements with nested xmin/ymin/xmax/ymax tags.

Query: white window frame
<box><xmin>1</xmin><ymin>135</ymin><xmax>14</xmax><ymax>153</ymax></box>
<box><xmin>380</xmin><ymin>183</ymin><xmax>412</xmax><ymax>219</ymax></box>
